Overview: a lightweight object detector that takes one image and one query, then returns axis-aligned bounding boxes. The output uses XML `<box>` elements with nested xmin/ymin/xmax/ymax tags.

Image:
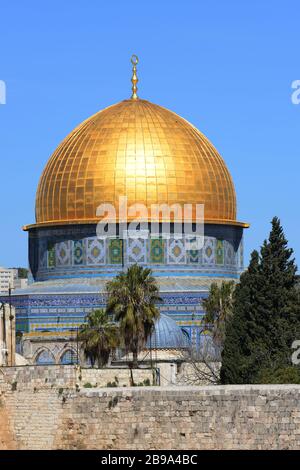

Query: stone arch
<box><xmin>181</xmin><ymin>328</ymin><xmax>191</xmax><ymax>341</ymax></box>
<box><xmin>34</xmin><ymin>347</ymin><xmax>55</xmax><ymax>365</ymax></box>
<box><xmin>59</xmin><ymin>347</ymin><xmax>77</xmax><ymax>365</ymax></box>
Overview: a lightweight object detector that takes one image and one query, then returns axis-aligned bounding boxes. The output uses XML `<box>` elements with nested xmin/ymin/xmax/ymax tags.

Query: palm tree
<box><xmin>106</xmin><ymin>264</ymin><xmax>162</xmax><ymax>367</ymax></box>
<box><xmin>203</xmin><ymin>281</ymin><xmax>235</xmax><ymax>348</ymax></box>
<box><xmin>79</xmin><ymin>309</ymin><xmax>119</xmax><ymax>368</ymax></box>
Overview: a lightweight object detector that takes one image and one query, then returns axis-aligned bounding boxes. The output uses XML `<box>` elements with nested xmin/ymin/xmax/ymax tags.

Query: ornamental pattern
<box><xmin>35</xmin><ymin>234</ymin><xmax>242</xmax><ymax>277</ymax></box>
<box><xmin>55</xmin><ymin>241</ymin><xmax>71</xmax><ymax>267</ymax></box>
<box><xmin>167</xmin><ymin>238</ymin><xmax>186</xmax><ymax>264</ymax></box>
<box><xmin>203</xmin><ymin>237</ymin><xmax>215</xmax><ymax>265</ymax></box>
<box><xmin>86</xmin><ymin>238</ymin><xmax>105</xmax><ymax>265</ymax></box>
<box><xmin>186</xmin><ymin>237</ymin><xmax>202</xmax><ymax>264</ymax></box>
<box><xmin>47</xmin><ymin>242</ymin><xmax>56</xmax><ymax>268</ymax></box>
<box><xmin>13</xmin><ymin>291</ymin><xmax>208</xmax><ymax>338</ymax></box>
<box><xmin>225</xmin><ymin>240</ymin><xmax>235</xmax><ymax>266</ymax></box>
<box><xmin>73</xmin><ymin>240</ymin><xmax>84</xmax><ymax>265</ymax></box>
<box><xmin>215</xmin><ymin>239</ymin><xmax>224</xmax><ymax>266</ymax></box>
<box><xmin>150</xmin><ymin>239</ymin><xmax>165</xmax><ymax>264</ymax></box>
<box><xmin>127</xmin><ymin>238</ymin><xmax>147</xmax><ymax>264</ymax></box>
<box><xmin>108</xmin><ymin>239</ymin><xmax>123</xmax><ymax>264</ymax></box>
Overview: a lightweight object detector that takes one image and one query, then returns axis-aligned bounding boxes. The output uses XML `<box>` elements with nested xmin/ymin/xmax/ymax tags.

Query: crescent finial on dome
<box><xmin>131</xmin><ymin>54</ymin><xmax>139</xmax><ymax>99</ymax></box>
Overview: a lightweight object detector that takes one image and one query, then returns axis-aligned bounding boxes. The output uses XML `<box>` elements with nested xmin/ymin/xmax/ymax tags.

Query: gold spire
<box><xmin>130</xmin><ymin>54</ymin><xmax>139</xmax><ymax>99</ymax></box>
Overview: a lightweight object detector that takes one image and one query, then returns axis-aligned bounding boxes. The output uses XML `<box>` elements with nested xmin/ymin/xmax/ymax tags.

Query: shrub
<box><xmin>256</xmin><ymin>366</ymin><xmax>300</xmax><ymax>384</ymax></box>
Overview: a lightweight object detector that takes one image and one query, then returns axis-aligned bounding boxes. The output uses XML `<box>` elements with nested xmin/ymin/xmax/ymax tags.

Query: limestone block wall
<box><xmin>0</xmin><ymin>363</ymin><xmax>218</xmax><ymax>391</ymax></box>
<box><xmin>0</xmin><ymin>395</ymin><xmax>16</xmax><ymax>449</ymax></box>
<box><xmin>80</xmin><ymin>367</ymin><xmax>153</xmax><ymax>387</ymax></box>
<box><xmin>0</xmin><ymin>365</ymin><xmax>154</xmax><ymax>391</ymax></box>
<box><xmin>0</xmin><ymin>365</ymin><xmax>77</xmax><ymax>391</ymax></box>
<box><xmin>1</xmin><ymin>382</ymin><xmax>300</xmax><ymax>449</ymax></box>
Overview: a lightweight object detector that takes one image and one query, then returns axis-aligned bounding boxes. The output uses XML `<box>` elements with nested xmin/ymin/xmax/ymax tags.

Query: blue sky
<box><xmin>0</xmin><ymin>0</ymin><xmax>299</xmax><ymax>268</ymax></box>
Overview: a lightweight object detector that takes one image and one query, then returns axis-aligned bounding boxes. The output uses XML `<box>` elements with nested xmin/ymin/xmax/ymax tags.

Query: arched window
<box><xmin>60</xmin><ymin>349</ymin><xmax>76</xmax><ymax>365</ymax></box>
<box><xmin>199</xmin><ymin>331</ymin><xmax>221</xmax><ymax>360</ymax></box>
<box><xmin>35</xmin><ymin>349</ymin><xmax>55</xmax><ymax>365</ymax></box>
<box><xmin>181</xmin><ymin>328</ymin><xmax>191</xmax><ymax>341</ymax></box>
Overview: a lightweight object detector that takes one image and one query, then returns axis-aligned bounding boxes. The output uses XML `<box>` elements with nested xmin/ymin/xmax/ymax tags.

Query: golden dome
<box><xmin>30</xmin><ymin>98</ymin><xmax>247</xmax><ymax>229</ymax></box>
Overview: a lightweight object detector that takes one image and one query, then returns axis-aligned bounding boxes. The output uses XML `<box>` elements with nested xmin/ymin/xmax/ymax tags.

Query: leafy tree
<box><xmin>17</xmin><ymin>268</ymin><xmax>29</xmax><ymax>279</ymax></box>
<box><xmin>79</xmin><ymin>309</ymin><xmax>119</xmax><ymax>368</ymax></box>
<box><xmin>221</xmin><ymin>217</ymin><xmax>300</xmax><ymax>384</ymax></box>
<box><xmin>106</xmin><ymin>264</ymin><xmax>161</xmax><ymax>367</ymax></box>
<box><xmin>203</xmin><ymin>280</ymin><xmax>236</xmax><ymax>349</ymax></box>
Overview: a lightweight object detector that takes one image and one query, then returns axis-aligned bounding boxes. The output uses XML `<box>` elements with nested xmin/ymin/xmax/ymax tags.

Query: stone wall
<box><xmin>1</xmin><ymin>378</ymin><xmax>300</xmax><ymax>449</ymax></box>
<box><xmin>0</xmin><ymin>365</ymin><xmax>77</xmax><ymax>391</ymax></box>
<box><xmin>0</xmin><ymin>395</ymin><xmax>16</xmax><ymax>449</ymax></box>
<box><xmin>0</xmin><ymin>362</ymin><xmax>218</xmax><ymax>390</ymax></box>
<box><xmin>80</xmin><ymin>367</ymin><xmax>153</xmax><ymax>387</ymax></box>
<box><xmin>0</xmin><ymin>365</ymin><xmax>154</xmax><ymax>391</ymax></box>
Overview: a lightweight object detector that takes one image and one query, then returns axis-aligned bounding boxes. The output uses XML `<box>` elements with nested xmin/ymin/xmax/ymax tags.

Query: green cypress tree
<box><xmin>220</xmin><ymin>250</ymin><xmax>261</xmax><ymax>384</ymax></box>
<box><xmin>256</xmin><ymin>217</ymin><xmax>300</xmax><ymax>378</ymax></box>
<box><xmin>221</xmin><ymin>217</ymin><xmax>300</xmax><ymax>384</ymax></box>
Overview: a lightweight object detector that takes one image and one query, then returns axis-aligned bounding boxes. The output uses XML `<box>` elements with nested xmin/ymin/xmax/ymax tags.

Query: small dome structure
<box><xmin>146</xmin><ymin>314</ymin><xmax>190</xmax><ymax>350</ymax></box>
